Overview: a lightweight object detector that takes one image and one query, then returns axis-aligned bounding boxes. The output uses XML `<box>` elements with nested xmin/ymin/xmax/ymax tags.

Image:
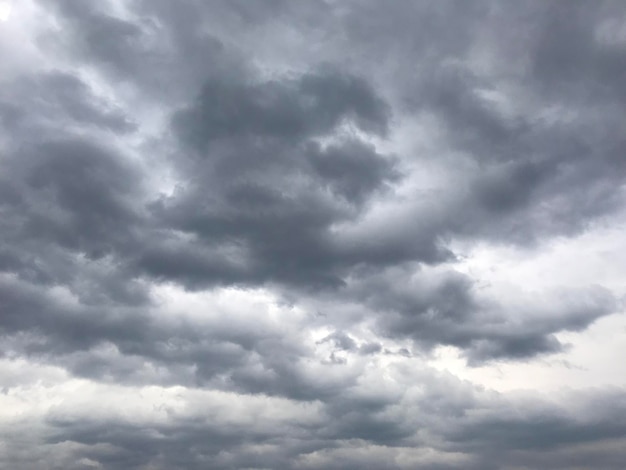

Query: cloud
<box><xmin>2</xmin><ymin>0</ymin><xmax>626</xmax><ymax>468</ymax></box>
<box><xmin>138</xmin><ymin>68</ymin><xmax>399</xmax><ymax>288</ymax></box>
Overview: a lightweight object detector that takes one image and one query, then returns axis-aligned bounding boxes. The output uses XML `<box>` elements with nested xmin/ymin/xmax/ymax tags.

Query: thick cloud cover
<box><xmin>2</xmin><ymin>0</ymin><xmax>626</xmax><ymax>468</ymax></box>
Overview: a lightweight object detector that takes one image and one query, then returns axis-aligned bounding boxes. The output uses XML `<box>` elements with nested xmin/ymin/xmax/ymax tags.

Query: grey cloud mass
<box><xmin>1</xmin><ymin>0</ymin><xmax>626</xmax><ymax>469</ymax></box>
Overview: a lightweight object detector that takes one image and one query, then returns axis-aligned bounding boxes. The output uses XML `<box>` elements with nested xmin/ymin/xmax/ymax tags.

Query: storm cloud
<box><xmin>1</xmin><ymin>1</ymin><xmax>626</xmax><ymax>469</ymax></box>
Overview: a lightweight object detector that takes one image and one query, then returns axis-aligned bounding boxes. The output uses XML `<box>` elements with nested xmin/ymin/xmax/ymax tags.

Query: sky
<box><xmin>1</xmin><ymin>1</ymin><xmax>626</xmax><ymax>469</ymax></box>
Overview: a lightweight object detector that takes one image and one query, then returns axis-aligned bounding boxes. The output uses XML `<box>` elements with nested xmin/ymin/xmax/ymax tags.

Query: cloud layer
<box><xmin>2</xmin><ymin>1</ymin><xmax>626</xmax><ymax>468</ymax></box>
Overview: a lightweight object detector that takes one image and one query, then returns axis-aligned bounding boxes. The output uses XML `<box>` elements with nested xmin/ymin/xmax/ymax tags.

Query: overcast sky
<box><xmin>1</xmin><ymin>1</ymin><xmax>626</xmax><ymax>469</ymax></box>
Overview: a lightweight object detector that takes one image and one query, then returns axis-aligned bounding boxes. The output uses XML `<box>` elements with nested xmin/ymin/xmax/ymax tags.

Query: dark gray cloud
<box><xmin>136</xmin><ymin>68</ymin><xmax>401</xmax><ymax>288</ymax></box>
<box><xmin>2</xmin><ymin>0</ymin><xmax>626</xmax><ymax>469</ymax></box>
<box><xmin>344</xmin><ymin>267</ymin><xmax>617</xmax><ymax>362</ymax></box>
<box><xmin>173</xmin><ymin>70</ymin><xmax>389</xmax><ymax>146</ymax></box>
<box><xmin>0</xmin><ymin>71</ymin><xmax>134</xmax><ymax>134</ymax></box>
<box><xmin>3</xmin><ymin>373</ymin><xmax>626</xmax><ymax>470</ymax></box>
